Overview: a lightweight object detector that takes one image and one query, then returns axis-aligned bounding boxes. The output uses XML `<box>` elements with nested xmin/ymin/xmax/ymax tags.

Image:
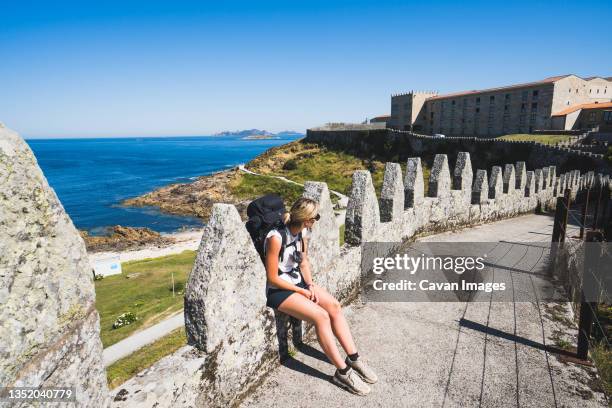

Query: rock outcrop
<box><xmin>121</xmin><ymin>168</ymin><xmax>249</xmax><ymax>220</ymax></box>
<box><xmin>80</xmin><ymin>225</ymin><xmax>175</xmax><ymax>252</ymax></box>
<box><xmin>0</xmin><ymin>127</ymin><xmax>109</xmax><ymax>406</ymax></box>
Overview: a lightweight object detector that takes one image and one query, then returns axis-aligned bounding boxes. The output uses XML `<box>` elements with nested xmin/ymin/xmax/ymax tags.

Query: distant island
<box><xmin>213</xmin><ymin>129</ymin><xmax>304</xmax><ymax>139</ymax></box>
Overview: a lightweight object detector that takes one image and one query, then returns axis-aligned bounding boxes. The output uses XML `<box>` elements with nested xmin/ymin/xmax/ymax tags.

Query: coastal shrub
<box><xmin>366</xmin><ymin>159</ymin><xmax>377</xmax><ymax>174</ymax></box>
<box><xmin>297</xmin><ymin>152</ymin><xmax>314</xmax><ymax>159</ymax></box>
<box><xmin>283</xmin><ymin>159</ymin><xmax>298</xmax><ymax>170</ymax></box>
<box><xmin>112</xmin><ymin>312</ymin><xmax>139</xmax><ymax>329</ymax></box>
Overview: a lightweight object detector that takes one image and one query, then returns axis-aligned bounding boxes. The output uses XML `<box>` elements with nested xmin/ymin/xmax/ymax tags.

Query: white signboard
<box><xmin>93</xmin><ymin>255</ymin><xmax>122</xmax><ymax>277</ymax></box>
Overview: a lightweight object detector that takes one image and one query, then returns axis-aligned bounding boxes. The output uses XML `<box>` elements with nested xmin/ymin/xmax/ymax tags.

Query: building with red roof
<box><xmin>388</xmin><ymin>75</ymin><xmax>612</xmax><ymax>136</ymax></box>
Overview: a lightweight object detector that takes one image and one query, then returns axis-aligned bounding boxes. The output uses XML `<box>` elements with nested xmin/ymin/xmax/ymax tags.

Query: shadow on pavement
<box><xmin>281</xmin><ymin>356</ymin><xmax>332</xmax><ymax>382</ymax></box>
<box><xmin>459</xmin><ymin>318</ymin><xmax>575</xmax><ymax>357</ymax></box>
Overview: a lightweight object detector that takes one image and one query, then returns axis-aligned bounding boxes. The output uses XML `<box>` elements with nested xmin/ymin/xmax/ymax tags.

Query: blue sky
<box><xmin>1</xmin><ymin>0</ymin><xmax>610</xmax><ymax>138</ymax></box>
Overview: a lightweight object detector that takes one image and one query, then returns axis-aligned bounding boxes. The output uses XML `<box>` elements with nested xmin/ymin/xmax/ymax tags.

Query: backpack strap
<box><xmin>298</xmin><ymin>231</ymin><xmax>304</xmax><ymax>253</ymax></box>
<box><xmin>278</xmin><ymin>227</ymin><xmax>287</xmax><ymax>264</ymax></box>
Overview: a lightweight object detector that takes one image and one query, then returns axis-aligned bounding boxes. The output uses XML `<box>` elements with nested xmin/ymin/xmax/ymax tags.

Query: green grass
<box><xmin>497</xmin><ymin>134</ymin><xmax>573</xmax><ymax>145</ymax></box>
<box><xmin>106</xmin><ymin>327</ymin><xmax>187</xmax><ymax>389</ymax></box>
<box><xmin>246</xmin><ymin>141</ymin><xmax>433</xmax><ymax>197</ymax></box>
<box><xmin>591</xmin><ymin>342</ymin><xmax>612</xmax><ymax>397</ymax></box>
<box><xmin>229</xmin><ymin>172</ymin><xmax>305</xmax><ymax>207</ymax></box>
<box><xmin>95</xmin><ymin>250</ymin><xmax>196</xmax><ymax>348</ymax></box>
<box><xmin>586</xmin><ymin>304</ymin><xmax>612</xmax><ymax>397</ymax></box>
<box><xmin>276</xmin><ymin>150</ymin><xmax>387</xmax><ymax>196</ymax></box>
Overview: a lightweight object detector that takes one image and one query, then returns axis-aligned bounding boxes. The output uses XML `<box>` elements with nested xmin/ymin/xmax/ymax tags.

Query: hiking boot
<box><xmin>332</xmin><ymin>367</ymin><xmax>371</xmax><ymax>396</ymax></box>
<box><xmin>346</xmin><ymin>356</ymin><xmax>378</xmax><ymax>384</ymax></box>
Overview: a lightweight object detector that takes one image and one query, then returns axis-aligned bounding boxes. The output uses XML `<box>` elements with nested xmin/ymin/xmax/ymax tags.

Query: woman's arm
<box><xmin>265</xmin><ymin>235</ymin><xmax>311</xmax><ymax>297</ymax></box>
<box><xmin>299</xmin><ymin>236</ymin><xmax>314</xmax><ymax>286</ymax></box>
<box><xmin>299</xmin><ymin>236</ymin><xmax>319</xmax><ymax>303</ymax></box>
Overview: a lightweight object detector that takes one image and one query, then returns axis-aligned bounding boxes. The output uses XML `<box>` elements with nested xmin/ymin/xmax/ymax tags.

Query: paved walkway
<box><xmin>103</xmin><ymin>312</ymin><xmax>184</xmax><ymax>367</ymax></box>
<box><xmin>241</xmin><ymin>214</ymin><xmax>607</xmax><ymax>407</ymax></box>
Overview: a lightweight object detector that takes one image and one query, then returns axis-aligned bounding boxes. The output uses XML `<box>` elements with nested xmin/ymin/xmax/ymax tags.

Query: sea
<box><xmin>26</xmin><ymin>134</ymin><xmax>301</xmax><ymax>235</ymax></box>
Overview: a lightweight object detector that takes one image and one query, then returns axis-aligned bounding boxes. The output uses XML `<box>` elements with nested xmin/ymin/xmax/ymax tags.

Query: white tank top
<box><xmin>264</xmin><ymin>226</ymin><xmax>308</xmax><ymax>290</ymax></box>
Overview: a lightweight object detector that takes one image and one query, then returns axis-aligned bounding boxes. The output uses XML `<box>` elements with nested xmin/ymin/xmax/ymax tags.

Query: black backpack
<box><xmin>245</xmin><ymin>194</ymin><xmax>302</xmax><ymax>265</ymax></box>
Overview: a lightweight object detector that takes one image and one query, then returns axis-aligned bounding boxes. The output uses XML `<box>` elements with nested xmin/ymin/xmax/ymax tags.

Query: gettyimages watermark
<box><xmin>360</xmin><ymin>241</ymin><xmax>612</xmax><ymax>303</ymax></box>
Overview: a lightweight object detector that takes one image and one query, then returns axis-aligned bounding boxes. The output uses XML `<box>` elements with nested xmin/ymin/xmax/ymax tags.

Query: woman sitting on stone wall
<box><xmin>264</xmin><ymin>197</ymin><xmax>378</xmax><ymax>396</ymax></box>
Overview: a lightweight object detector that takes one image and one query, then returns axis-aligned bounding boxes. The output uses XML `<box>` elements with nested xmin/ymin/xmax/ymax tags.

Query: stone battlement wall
<box><xmin>305</xmin><ymin>128</ymin><xmax>611</xmax><ymax>174</ymax></box>
<box><xmin>174</xmin><ymin>148</ymin><xmax>610</xmax><ymax>407</ymax></box>
<box><xmin>1</xmin><ymin>124</ymin><xmax>610</xmax><ymax>408</ymax></box>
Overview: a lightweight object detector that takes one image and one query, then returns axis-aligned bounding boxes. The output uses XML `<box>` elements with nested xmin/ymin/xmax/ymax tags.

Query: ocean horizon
<box><xmin>26</xmin><ymin>134</ymin><xmax>301</xmax><ymax>235</ymax></box>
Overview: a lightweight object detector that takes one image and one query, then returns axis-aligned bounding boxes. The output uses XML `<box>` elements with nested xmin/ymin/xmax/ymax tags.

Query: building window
<box><xmin>576</xmin><ymin>89</ymin><xmax>578</xmax><ymax>93</ymax></box>
<box><xmin>476</xmin><ymin>97</ymin><xmax>480</xmax><ymax>105</ymax></box>
<box><xmin>392</xmin><ymin>104</ymin><xmax>398</xmax><ymax>112</ymax></box>
<box><xmin>476</xmin><ymin>107</ymin><xmax>480</xmax><ymax>113</ymax></box>
<box><xmin>521</xmin><ymin>103</ymin><xmax>526</xmax><ymax>112</ymax></box>
<box><xmin>504</xmin><ymin>105</ymin><xmax>509</xmax><ymax>111</ymax></box>
<box><xmin>463</xmin><ymin>99</ymin><xmax>467</xmax><ymax>106</ymax></box>
<box><xmin>490</xmin><ymin>95</ymin><xmax>495</xmax><ymax>103</ymax></box>
<box><xmin>452</xmin><ymin>100</ymin><xmax>456</xmax><ymax>105</ymax></box>
<box><xmin>589</xmin><ymin>112</ymin><xmax>596</xmax><ymax>121</ymax></box>
<box><xmin>505</xmin><ymin>93</ymin><xmax>510</xmax><ymax>101</ymax></box>
<box><xmin>522</xmin><ymin>91</ymin><xmax>528</xmax><ymax>101</ymax></box>
<box><xmin>531</xmin><ymin>102</ymin><xmax>538</xmax><ymax>112</ymax></box>
<box><xmin>603</xmin><ymin>111</ymin><xmax>612</xmax><ymax>123</ymax></box>
<box><xmin>533</xmin><ymin>90</ymin><xmax>539</xmax><ymax>99</ymax></box>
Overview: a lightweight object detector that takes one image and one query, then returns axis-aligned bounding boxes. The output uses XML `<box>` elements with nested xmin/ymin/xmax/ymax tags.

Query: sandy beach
<box><xmin>88</xmin><ymin>228</ymin><xmax>204</xmax><ymax>265</ymax></box>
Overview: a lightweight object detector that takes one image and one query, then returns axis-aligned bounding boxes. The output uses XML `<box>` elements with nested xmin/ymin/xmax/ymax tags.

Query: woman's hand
<box><xmin>297</xmin><ymin>288</ymin><xmax>312</xmax><ymax>299</ymax></box>
<box><xmin>308</xmin><ymin>284</ymin><xmax>320</xmax><ymax>304</ymax></box>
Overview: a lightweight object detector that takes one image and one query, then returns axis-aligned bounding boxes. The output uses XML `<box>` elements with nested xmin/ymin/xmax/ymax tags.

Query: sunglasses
<box><xmin>309</xmin><ymin>214</ymin><xmax>321</xmax><ymax>222</ymax></box>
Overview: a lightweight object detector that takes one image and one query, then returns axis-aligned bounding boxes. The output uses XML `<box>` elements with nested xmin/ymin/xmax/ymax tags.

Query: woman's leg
<box><xmin>315</xmin><ymin>286</ymin><xmax>357</xmax><ymax>356</ymax></box>
<box><xmin>278</xmin><ymin>293</ymin><xmax>346</xmax><ymax>368</ymax></box>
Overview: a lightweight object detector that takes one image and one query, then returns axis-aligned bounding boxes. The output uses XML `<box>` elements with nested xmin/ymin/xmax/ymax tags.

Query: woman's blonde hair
<box><xmin>282</xmin><ymin>197</ymin><xmax>319</xmax><ymax>226</ymax></box>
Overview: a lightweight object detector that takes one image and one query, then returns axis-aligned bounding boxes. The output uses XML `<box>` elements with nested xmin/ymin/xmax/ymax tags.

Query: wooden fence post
<box><xmin>552</xmin><ymin>196</ymin><xmax>567</xmax><ymax>244</ymax></box>
<box><xmin>580</xmin><ymin>188</ymin><xmax>590</xmax><ymax>239</ymax></box>
<box><xmin>593</xmin><ymin>185</ymin><xmax>603</xmax><ymax>229</ymax></box>
<box><xmin>576</xmin><ymin>231</ymin><xmax>602</xmax><ymax>360</ymax></box>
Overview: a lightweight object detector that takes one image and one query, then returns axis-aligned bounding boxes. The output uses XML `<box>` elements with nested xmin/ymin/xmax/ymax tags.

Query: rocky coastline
<box><xmin>121</xmin><ymin>167</ymin><xmax>250</xmax><ymax>221</ymax></box>
<box><xmin>80</xmin><ymin>225</ymin><xmax>175</xmax><ymax>253</ymax></box>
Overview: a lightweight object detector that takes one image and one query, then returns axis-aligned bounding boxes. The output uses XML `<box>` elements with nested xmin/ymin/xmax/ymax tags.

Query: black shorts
<box><xmin>266</xmin><ymin>278</ymin><xmax>308</xmax><ymax>309</ymax></box>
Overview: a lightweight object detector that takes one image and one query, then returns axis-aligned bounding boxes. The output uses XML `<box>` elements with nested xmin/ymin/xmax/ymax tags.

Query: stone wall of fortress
<box><xmin>305</xmin><ymin>128</ymin><xmax>612</xmax><ymax>174</ymax></box>
<box><xmin>1</xmin><ymin>124</ymin><xmax>610</xmax><ymax>407</ymax></box>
